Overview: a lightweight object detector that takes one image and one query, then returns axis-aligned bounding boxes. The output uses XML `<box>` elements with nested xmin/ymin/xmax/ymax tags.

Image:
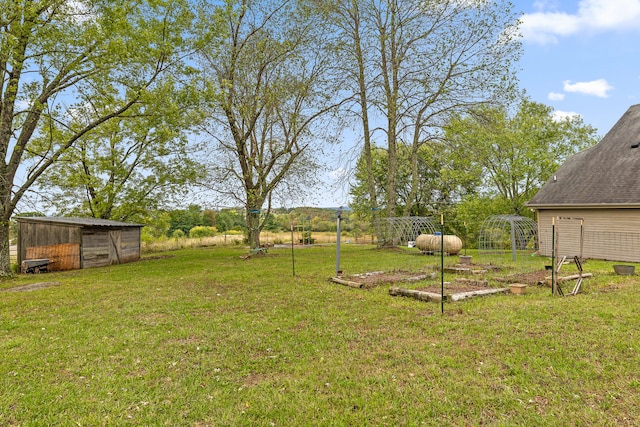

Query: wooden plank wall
<box><xmin>82</xmin><ymin>227</ymin><xmax>141</xmax><ymax>268</ymax></box>
<box><xmin>119</xmin><ymin>228</ymin><xmax>141</xmax><ymax>263</ymax></box>
<box><xmin>26</xmin><ymin>243</ymin><xmax>81</xmax><ymax>271</ymax></box>
<box><xmin>18</xmin><ymin>222</ymin><xmax>82</xmax><ymax>264</ymax></box>
<box><xmin>82</xmin><ymin>230</ymin><xmax>110</xmax><ymax>268</ymax></box>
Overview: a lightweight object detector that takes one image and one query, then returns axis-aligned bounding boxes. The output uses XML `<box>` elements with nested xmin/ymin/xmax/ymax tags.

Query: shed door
<box><xmin>109</xmin><ymin>230</ymin><xmax>122</xmax><ymax>264</ymax></box>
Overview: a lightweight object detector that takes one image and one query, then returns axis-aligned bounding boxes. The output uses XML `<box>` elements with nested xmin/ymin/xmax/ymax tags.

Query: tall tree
<box><xmin>399</xmin><ymin>0</ymin><xmax>521</xmax><ymax>216</ymax></box>
<box><xmin>444</xmin><ymin>99</ymin><xmax>600</xmax><ymax>215</ymax></box>
<box><xmin>0</xmin><ymin>0</ymin><xmax>193</xmax><ymax>274</ymax></box>
<box><xmin>33</xmin><ymin>79</ymin><xmax>205</xmax><ymax>221</ymax></box>
<box><xmin>197</xmin><ymin>0</ymin><xmax>342</xmax><ymax>250</ymax></box>
<box><xmin>331</xmin><ymin>0</ymin><xmax>521</xmax><ymax>223</ymax></box>
<box><xmin>330</xmin><ymin>0</ymin><xmax>381</xmax><ymax>236</ymax></box>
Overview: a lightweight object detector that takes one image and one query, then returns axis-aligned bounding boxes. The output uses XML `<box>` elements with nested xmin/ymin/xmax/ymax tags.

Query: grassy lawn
<box><xmin>1</xmin><ymin>244</ymin><xmax>639</xmax><ymax>426</ymax></box>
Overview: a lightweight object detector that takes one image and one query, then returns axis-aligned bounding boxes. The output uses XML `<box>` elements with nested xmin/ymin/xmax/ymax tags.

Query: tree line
<box><xmin>1</xmin><ymin>0</ymin><xmax>598</xmax><ymax>275</ymax></box>
<box><xmin>135</xmin><ymin>205</ymin><xmax>364</xmax><ymax>242</ymax></box>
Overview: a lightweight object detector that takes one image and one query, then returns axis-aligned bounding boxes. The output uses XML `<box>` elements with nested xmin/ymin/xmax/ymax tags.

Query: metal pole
<box><xmin>510</xmin><ymin>218</ymin><xmax>517</xmax><ymax>262</ymax></box>
<box><xmin>463</xmin><ymin>221</ymin><xmax>467</xmax><ymax>256</ymax></box>
<box><xmin>291</xmin><ymin>223</ymin><xmax>295</xmax><ymax>277</ymax></box>
<box><xmin>551</xmin><ymin>217</ymin><xmax>555</xmax><ymax>295</ymax></box>
<box><xmin>336</xmin><ymin>217</ymin><xmax>341</xmax><ymax>276</ymax></box>
<box><xmin>336</xmin><ymin>207</ymin><xmax>343</xmax><ymax>276</ymax></box>
<box><xmin>440</xmin><ymin>214</ymin><xmax>445</xmax><ymax>315</ymax></box>
<box><xmin>580</xmin><ymin>219</ymin><xmax>584</xmax><ymax>260</ymax></box>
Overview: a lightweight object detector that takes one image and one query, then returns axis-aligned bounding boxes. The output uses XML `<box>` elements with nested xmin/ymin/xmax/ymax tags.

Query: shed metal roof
<box><xmin>15</xmin><ymin>216</ymin><xmax>144</xmax><ymax>228</ymax></box>
<box><xmin>528</xmin><ymin>104</ymin><xmax>640</xmax><ymax>207</ymax></box>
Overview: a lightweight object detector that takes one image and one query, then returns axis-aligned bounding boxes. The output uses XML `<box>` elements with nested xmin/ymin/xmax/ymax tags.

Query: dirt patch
<box><xmin>140</xmin><ymin>255</ymin><xmax>175</xmax><ymax>261</ymax></box>
<box><xmin>416</xmin><ymin>283</ymin><xmax>496</xmax><ymax>294</ymax></box>
<box><xmin>460</xmin><ymin>263</ymin><xmax>504</xmax><ymax>272</ymax></box>
<box><xmin>342</xmin><ymin>267</ymin><xmax>543</xmax><ymax>292</ymax></box>
<box><xmin>239</xmin><ymin>252</ymin><xmax>280</xmax><ymax>260</ymax></box>
<box><xmin>343</xmin><ymin>270</ymin><xmax>436</xmax><ymax>289</ymax></box>
<box><xmin>1</xmin><ymin>282</ymin><xmax>62</xmax><ymax>292</ymax></box>
<box><xmin>494</xmin><ymin>270</ymin><xmax>548</xmax><ymax>286</ymax></box>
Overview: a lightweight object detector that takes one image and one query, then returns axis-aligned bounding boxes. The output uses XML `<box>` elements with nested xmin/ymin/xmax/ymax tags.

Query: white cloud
<box><xmin>533</xmin><ymin>1</ymin><xmax>559</xmax><ymax>11</ymax></box>
<box><xmin>520</xmin><ymin>12</ymin><xmax>579</xmax><ymax>44</ymax></box>
<box><xmin>521</xmin><ymin>0</ymin><xmax>640</xmax><ymax>44</ymax></box>
<box><xmin>552</xmin><ymin>110</ymin><xmax>581</xmax><ymax>122</ymax></box>
<box><xmin>548</xmin><ymin>92</ymin><xmax>565</xmax><ymax>101</ymax></box>
<box><xmin>563</xmin><ymin>79</ymin><xmax>613</xmax><ymax>98</ymax></box>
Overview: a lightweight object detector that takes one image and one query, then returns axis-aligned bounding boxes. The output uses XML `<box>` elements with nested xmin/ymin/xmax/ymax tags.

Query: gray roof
<box><xmin>15</xmin><ymin>216</ymin><xmax>144</xmax><ymax>228</ymax></box>
<box><xmin>528</xmin><ymin>104</ymin><xmax>640</xmax><ymax>207</ymax></box>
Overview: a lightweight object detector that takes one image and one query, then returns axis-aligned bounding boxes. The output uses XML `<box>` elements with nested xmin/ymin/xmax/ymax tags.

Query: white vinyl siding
<box><xmin>537</xmin><ymin>208</ymin><xmax>640</xmax><ymax>262</ymax></box>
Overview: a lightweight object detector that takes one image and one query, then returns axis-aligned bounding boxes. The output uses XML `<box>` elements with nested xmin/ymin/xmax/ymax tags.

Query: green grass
<box><xmin>1</xmin><ymin>245</ymin><xmax>639</xmax><ymax>426</ymax></box>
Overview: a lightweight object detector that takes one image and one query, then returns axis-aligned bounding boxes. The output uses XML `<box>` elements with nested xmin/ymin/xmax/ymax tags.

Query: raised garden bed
<box><xmin>330</xmin><ymin>270</ymin><xmax>437</xmax><ymax>289</ymax></box>
<box><xmin>389</xmin><ymin>285</ymin><xmax>509</xmax><ymax>302</ymax></box>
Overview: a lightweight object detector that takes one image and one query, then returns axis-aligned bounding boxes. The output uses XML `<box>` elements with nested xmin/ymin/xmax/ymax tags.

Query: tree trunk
<box><xmin>0</xmin><ymin>220</ymin><xmax>13</xmax><ymax>276</ymax></box>
<box><xmin>348</xmin><ymin>0</ymin><xmax>382</xmax><ymax>245</ymax></box>
<box><xmin>404</xmin><ymin>143</ymin><xmax>420</xmax><ymax>217</ymax></box>
<box><xmin>0</xmin><ymin>177</ymin><xmax>15</xmax><ymax>275</ymax></box>
<box><xmin>246</xmin><ymin>210</ymin><xmax>261</xmax><ymax>250</ymax></box>
<box><xmin>245</xmin><ymin>189</ymin><xmax>265</xmax><ymax>252</ymax></box>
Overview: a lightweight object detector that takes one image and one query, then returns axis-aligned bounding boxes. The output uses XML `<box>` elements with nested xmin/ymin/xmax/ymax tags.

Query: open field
<box><xmin>140</xmin><ymin>231</ymin><xmax>375</xmax><ymax>254</ymax></box>
<box><xmin>1</xmin><ymin>245</ymin><xmax>639</xmax><ymax>425</ymax></box>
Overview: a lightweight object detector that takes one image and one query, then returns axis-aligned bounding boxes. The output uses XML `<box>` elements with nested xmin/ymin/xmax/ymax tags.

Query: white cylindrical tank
<box><xmin>415</xmin><ymin>234</ymin><xmax>462</xmax><ymax>255</ymax></box>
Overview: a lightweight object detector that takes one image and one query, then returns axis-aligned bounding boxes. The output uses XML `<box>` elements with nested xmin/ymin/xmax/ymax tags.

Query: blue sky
<box><xmin>309</xmin><ymin>0</ymin><xmax>640</xmax><ymax>208</ymax></box>
<box><xmin>517</xmin><ymin>0</ymin><xmax>640</xmax><ymax>132</ymax></box>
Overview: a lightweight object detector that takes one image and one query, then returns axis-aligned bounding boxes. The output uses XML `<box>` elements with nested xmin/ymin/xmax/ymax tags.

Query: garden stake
<box><xmin>336</xmin><ymin>207</ymin><xmax>343</xmax><ymax>276</ymax></box>
<box><xmin>551</xmin><ymin>217</ymin><xmax>555</xmax><ymax>295</ymax></box>
<box><xmin>290</xmin><ymin>223</ymin><xmax>296</xmax><ymax>277</ymax></box>
<box><xmin>441</xmin><ymin>214</ymin><xmax>444</xmax><ymax>315</ymax></box>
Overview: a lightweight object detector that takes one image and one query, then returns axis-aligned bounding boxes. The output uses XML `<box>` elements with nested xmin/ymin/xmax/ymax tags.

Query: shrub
<box><xmin>172</xmin><ymin>229</ymin><xmax>185</xmax><ymax>240</ymax></box>
<box><xmin>189</xmin><ymin>226</ymin><xmax>217</xmax><ymax>239</ymax></box>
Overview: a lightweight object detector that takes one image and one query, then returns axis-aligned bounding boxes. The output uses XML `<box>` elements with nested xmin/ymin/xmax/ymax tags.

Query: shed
<box><xmin>527</xmin><ymin>104</ymin><xmax>640</xmax><ymax>262</ymax></box>
<box><xmin>16</xmin><ymin>217</ymin><xmax>144</xmax><ymax>271</ymax></box>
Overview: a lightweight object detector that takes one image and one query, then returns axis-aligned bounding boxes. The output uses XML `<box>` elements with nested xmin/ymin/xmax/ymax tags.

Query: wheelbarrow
<box><xmin>21</xmin><ymin>259</ymin><xmax>53</xmax><ymax>274</ymax></box>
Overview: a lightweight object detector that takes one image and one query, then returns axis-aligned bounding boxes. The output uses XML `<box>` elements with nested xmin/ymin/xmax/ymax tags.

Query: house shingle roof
<box><xmin>528</xmin><ymin>104</ymin><xmax>640</xmax><ymax>207</ymax></box>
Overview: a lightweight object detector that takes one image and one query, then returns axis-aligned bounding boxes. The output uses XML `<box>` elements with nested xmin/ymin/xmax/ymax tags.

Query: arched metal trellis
<box><xmin>478</xmin><ymin>215</ymin><xmax>538</xmax><ymax>261</ymax></box>
<box><xmin>375</xmin><ymin>217</ymin><xmax>438</xmax><ymax>247</ymax></box>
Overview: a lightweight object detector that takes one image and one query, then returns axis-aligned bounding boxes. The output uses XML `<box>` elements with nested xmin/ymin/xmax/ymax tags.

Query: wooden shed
<box><xmin>16</xmin><ymin>217</ymin><xmax>143</xmax><ymax>271</ymax></box>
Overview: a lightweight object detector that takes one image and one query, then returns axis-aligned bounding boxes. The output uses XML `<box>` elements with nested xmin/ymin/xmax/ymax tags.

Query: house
<box><xmin>527</xmin><ymin>104</ymin><xmax>640</xmax><ymax>262</ymax></box>
<box><xmin>16</xmin><ymin>217</ymin><xmax>143</xmax><ymax>271</ymax></box>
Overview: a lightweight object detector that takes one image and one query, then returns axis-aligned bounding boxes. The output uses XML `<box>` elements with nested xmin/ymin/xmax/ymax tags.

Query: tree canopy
<box><xmin>444</xmin><ymin>99</ymin><xmax>600</xmax><ymax>215</ymax></box>
<box><xmin>330</xmin><ymin>0</ymin><xmax>521</xmax><ymax>230</ymax></box>
<box><xmin>349</xmin><ymin>143</ymin><xmax>480</xmax><ymax>217</ymax></box>
<box><xmin>0</xmin><ymin>0</ymin><xmax>194</xmax><ymax>274</ymax></box>
<box><xmin>34</xmin><ymin>79</ymin><xmax>205</xmax><ymax>221</ymax></box>
<box><xmin>196</xmin><ymin>0</ymin><xmax>343</xmax><ymax>249</ymax></box>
